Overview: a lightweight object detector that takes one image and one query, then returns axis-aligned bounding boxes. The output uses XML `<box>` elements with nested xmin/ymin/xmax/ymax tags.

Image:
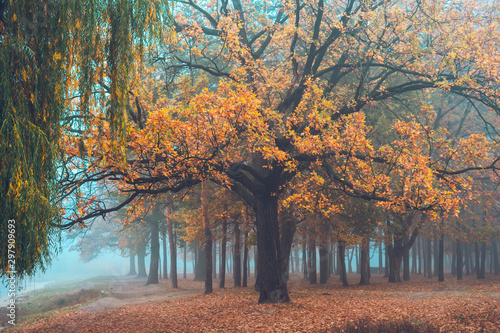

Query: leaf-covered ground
<box><xmin>12</xmin><ymin>274</ymin><xmax>500</xmax><ymax>332</ymax></box>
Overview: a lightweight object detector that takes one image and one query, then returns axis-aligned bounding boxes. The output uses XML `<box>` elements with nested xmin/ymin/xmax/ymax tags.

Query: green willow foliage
<box><xmin>0</xmin><ymin>0</ymin><xmax>171</xmax><ymax>279</ymax></box>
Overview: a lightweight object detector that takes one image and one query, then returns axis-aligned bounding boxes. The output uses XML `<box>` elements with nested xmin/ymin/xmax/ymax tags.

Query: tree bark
<box><xmin>166</xmin><ymin>205</ymin><xmax>178</xmax><ymax>288</ymax></box>
<box><xmin>137</xmin><ymin>241</ymin><xmax>147</xmax><ymax>278</ymax></box>
<box><xmin>147</xmin><ymin>218</ymin><xmax>160</xmax><ymax>285</ymax></box>
<box><xmin>302</xmin><ymin>236</ymin><xmax>308</xmax><ymax>279</ymax></box>
<box><xmin>359</xmin><ymin>237</ymin><xmax>370</xmax><ymax>285</ymax></box>
<box><xmin>319</xmin><ymin>242</ymin><xmax>328</xmax><ymax>284</ymax></box>
<box><xmin>478</xmin><ymin>242</ymin><xmax>486</xmax><ymax>279</ymax></box>
<box><xmin>202</xmin><ymin>181</ymin><xmax>213</xmax><ymax>294</ymax></box>
<box><xmin>233</xmin><ymin>219</ymin><xmax>241</xmax><ymax>287</ymax></box>
<box><xmin>456</xmin><ymin>240</ymin><xmax>463</xmax><ymax>280</ymax></box>
<box><xmin>438</xmin><ymin>234</ymin><xmax>444</xmax><ymax>282</ymax></box>
<box><xmin>403</xmin><ymin>235</ymin><xmax>410</xmax><ymax>281</ymax></box>
<box><xmin>183</xmin><ymin>243</ymin><xmax>187</xmax><ymax>279</ymax></box>
<box><xmin>338</xmin><ymin>241</ymin><xmax>348</xmax><ymax>286</ymax></box>
<box><xmin>128</xmin><ymin>253</ymin><xmax>136</xmax><ymax>276</ymax></box>
<box><xmin>243</xmin><ymin>231</ymin><xmax>248</xmax><ymax>287</ymax></box>
<box><xmin>213</xmin><ymin>241</ymin><xmax>217</xmax><ymax>279</ymax></box>
<box><xmin>308</xmin><ymin>237</ymin><xmax>317</xmax><ymax>284</ymax></box>
<box><xmin>219</xmin><ymin>219</ymin><xmax>227</xmax><ymax>288</ymax></box>
<box><xmin>254</xmin><ymin>195</ymin><xmax>290</xmax><ymax>303</ymax></box>
<box><xmin>162</xmin><ymin>228</ymin><xmax>168</xmax><ymax>279</ymax></box>
<box><xmin>493</xmin><ymin>241</ymin><xmax>500</xmax><ymax>275</ymax></box>
<box><xmin>427</xmin><ymin>237</ymin><xmax>433</xmax><ymax>278</ymax></box>
<box><xmin>434</xmin><ymin>234</ymin><xmax>439</xmax><ymax>277</ymax></box>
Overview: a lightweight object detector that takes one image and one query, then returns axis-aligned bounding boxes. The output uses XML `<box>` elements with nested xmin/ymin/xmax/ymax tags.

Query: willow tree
<box><xmin>60</xmin><ymin>0</ymin><xmax>500</xmax><ymax>304</ymax></box>
<box><xmin>0</xmin><ymin>0</ymin><xmax>171</xmax><ymax>279</ymax></box>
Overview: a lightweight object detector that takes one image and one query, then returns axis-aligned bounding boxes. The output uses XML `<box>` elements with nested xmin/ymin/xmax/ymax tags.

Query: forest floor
<box><xmin>3</xmin><ymin>272</ymin><xmax>500</xmax><ymax>332</ymax></box>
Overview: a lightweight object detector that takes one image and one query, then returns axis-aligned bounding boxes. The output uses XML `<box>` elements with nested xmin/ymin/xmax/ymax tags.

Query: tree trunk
<box><xmin>233</xmin><ymin>220</ymin><xmax>241</xmax><ymax>287</ymax></box>
<box><xmin>162</xmin><ymin>229</ymin><xmax>168</xmax><ymax>279</ymax></box>
<box><xmin>166</xmin><ymin>205</ymin><xmax>178</xmax><ymax>288</ymax></box>
<box><xmin>378</xmin><ymin>240</ymin><xmax>383</xmax><ymax>274</ymax></box>
<box><xmin>427</xmin><ymin>237</ymin><xmax>433</xmax><ymax>278</ymax></box>
<box><xmin>418</xmin><ymin>237</ymin><xmax>422</xmax><ymax>275</ymax></box>
<box><xmin>243</xmin><ymin>231</ymin><xmax>248</xmax><ymax>287</ymax></box>
<box><xmin>308</xmin><ymin>237</ymin><xmax>317</xmax><ymax>284</ymax></box>
<box><xmin>302</xmin><ymin>236</ymin><xmax>307</xmax><ymax>279</ymax></box>
<box><xmin>474</xmin><ymin>242</ymin><xmax>481</xmax><ymax>278</ymax></box>
<box><xmin>478</xmin><ymin>242</ymin><xmax>486</xmax><ymax>279</ymax></box>
<box><xmin>147</xmin><ymin>218</ymin><xmax>160</xmax><ymax>285</ymax></box>
<box><xmin>219</xmin><ymin>219</ymin><xmax>227</xmax><ymax>288</ymax></box>
<box><xmin>183</xmin><ymin>243</ymin><xmax>187</xmax><ymax>279</ymax></box>
<box><xmin>254</xmin><ymin>195</ymin><xmax>289</xmax><ymax>303</ymax></box>
<box><xmin>338</xmin><ymin>241</ymin><xmax>348</xmax><ymax>286</ymax></box>
<box><xmin>319</xmin><ymin>242</ymin><xmax>328</xmax><ymax>284</ymax></box>
<box><xmin>464</xmin><ymin>243</ymin><xmax>470</xmax><ymax>275</ymax></box>
<box><xmin>434</xmin><ymin>234</ymin><xmax>439</xmax><ymax>277</ymax></box>
<box><xmin>403</xmin><ymin>236</ymin><xmax>410</xmax><ymax>281</ymax></box>
<box><xmin>438</xmin><ymin>234</ymin><xmax>444</xmax><ymax>282</ymax></box>
<box><xmin>493</xmin><ymin>241</ymin><xmax>500</xmax><ymax>275</ymax></box>
<box><xmin>137</xmin><ymin>241</ymin><xmax>147</xmax><ymax>278</ymax></box>
<box><xmin>359</xmin><ymin>237</ymin><xmax>370</xmax><ymax>285</ymax></box>
<box><xmin>411</xmin><ymin>240</ymin><xmax>417</xmax><ymax>275</ymax></box>
<box><xmin>213</xmin><ymin>241</ymin><xmax>217</xmax><ymax>279</ymax></box>
<box><xmin>202</xmin><ymin>181</ymin><xmax>213</xmax><ymax>294</ymax></box>
<box><xmin>128</xmin><ymin>253</ymin><xmax>136</xmax><ymax>276</ymax></box>
<box><xmin>456</xmin><ymin>240</ymin><xmax>463</xmax><ymax>280</ymax></box>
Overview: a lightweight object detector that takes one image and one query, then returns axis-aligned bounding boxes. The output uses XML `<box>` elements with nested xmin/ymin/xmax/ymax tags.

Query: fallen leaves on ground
<box><xmin>15</xmin><ymin>275</ymin><xmax>500</xmax><ymax>332</ymax></box>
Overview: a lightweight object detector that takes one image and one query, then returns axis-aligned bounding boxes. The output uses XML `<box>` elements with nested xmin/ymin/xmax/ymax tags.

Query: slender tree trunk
<box><xmin>294</xmin><ymin>247</ymin><xmax>300</xmax><ymax>276</ymax></box>
<box><xmin>319</xmin><ymin>241</ymin><xmax>328</xmax><ymax>284</ymax></box>
<box><xmin>427</xmin><ymin>237</ymin><xmax>433</xmax><ymax>278</ymax></box>
<box><xmin>137</xmin><ymin>241</ymin><xmax>147</xmax><ymax>278</ymax></box>
<box><xmin>378</xmin><ymin>240</ymin><xmax>383</xmax><ymax>274</ymax></box>
<box><xmin>465</xmin><ymin>243</ymin><xmax>471</xmax><ymax>275</ymax></box>
<box><xmin>183</xmin><ymin>243</ymin><xmax>187</xmax><ymax>279</ymax></box>
<box><xmin>493</xmin><ymin>241</ymin><xmax>500</xmax><ymax>275</ymax></box>
<box><xmin>475</xmin><ymin>242</ymin><xmax>481</xmax><ymax>278</ymax></box>
<box><xmin>128</xmin><ymin>253</ymin><xmax>136</xmax><ymax>276</ymax></box>
<box><xmin>338</xmin><ymin>241</ymin><xmax>348</xmax><ymax>286</ymax></box>
<box><xmin>403</xmin><ymin>236</ymin><xmax>410</xmax><ymax>281</ymax></box>
<box><xmin>233</xmin><ymin>220</ymin><xmax>241</xmax><ymax>287</ymax></box>
<box><xmin>328</xmin><ymin>243</ymin><xmax>334</xmax><ymax>277</ymax></box>
<box><xmin>302</xmin><ymin>236</ymin><xmax>308</xmax><ymax>279</ymax></box>
<box><xmin>213</xmin><ymin>241</ymin><xmax>217</xmax><ymax>279</ymax></box>
<box><xmin>220</xmin><ymin>219</ymin><xmax>227</xmax><ymax>288</ymax></box>
<box><xmin>243</xmin><ymin>231</ymin><xmax>248</xmax><ymax>287</ymax></box>
<box><xmin>438</xmin><ymin>234</ymin><xmax>444</xmax><ymax>282</ymax></box>
<box><xmin>166</xmin><ymin>205</ymin><xmax>178</xmax><ymax>288</ymax></box>
<box><xmin>202</xmin><ymin>181</ymin><xmax>213</xmax><ymax>294</ymax></box>
<box><xmin>434</xmin><ymin>234</ymin><xmax>439</xmax><ymax>277</ymax></box>
<box><xmin>478</xmin><ymin>242</ymin><xmax>486</xmax><ymax>279</ymax></box>
<box><xmin>384</xmin><ymin>242</ymin><xmax>390</xmax><ymax>278</ymax></box>
<box><xmin>347</xmin><ymin>248</ymin><xmax>354</xmax><ymax>274</ymax></box>
<box><xmin>411</xmin><ymin>241</ymin><xmax>417</xmax><ymax>275</ymax></box>
<box><xmin>162</xmin><ymin>229</ymin><xmax>168</xmax><ymax>279</ymax></box>
<box><xmin>308</xmin><ymin>237</ymin><xmax>317</xmax><ymax>284</ymax></box>
<box><xmin>456</xmin><ymin>240</ymin><xmax>463</xmax><ymax>280</ymax></box>
<box><xmin>147</xmin><ymin>218</ymin><xmax>160</xmax><ymax>285</ymax></box>
<box><xmin>418</xmin><ymin>237</ymin><xmax>422</xmax><ymax>275</ymax></box>
<box><xmin>359</xmin><ymin>237</ymin><xmax>370</xmax><ymax>285</ymax></box>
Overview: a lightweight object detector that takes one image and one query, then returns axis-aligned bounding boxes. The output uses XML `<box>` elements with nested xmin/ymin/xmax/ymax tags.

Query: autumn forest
<box><xmin>1</xmin><ymin>0</ymin><xmax>500</xmax><ymax>331</ymax></box>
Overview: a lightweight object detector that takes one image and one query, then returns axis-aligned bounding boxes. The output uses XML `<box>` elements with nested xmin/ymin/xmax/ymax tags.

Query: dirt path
<box><xmin>77</xmin><ymin>275</ymin><xmax>201</xmax><ymax>312</ymax></box>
